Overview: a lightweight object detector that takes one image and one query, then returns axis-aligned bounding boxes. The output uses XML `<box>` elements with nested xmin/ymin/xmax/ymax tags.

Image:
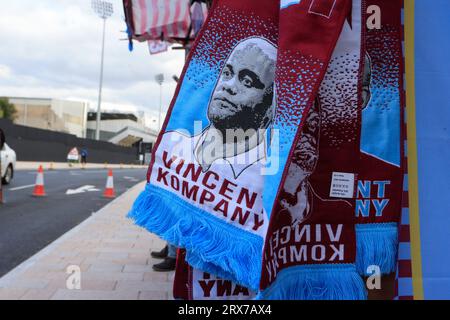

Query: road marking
<box><xmin>66</xmin><ymin>185</ymin><xmax>101</xmax><ymax>195</ymax></box>
<box><xmin>124</xmin><ymin>176</ymin><xmax>139</xmax><ymax>182</ymax></box>
<box><xmin>27</xmin><ymin>171</ymin><xmax>58</xmax><ymax>175</ymax></box>
<box><xmin>9</xmin><ymin>184</ymin><xmax>35</xmax><ymax>191</ymax></box>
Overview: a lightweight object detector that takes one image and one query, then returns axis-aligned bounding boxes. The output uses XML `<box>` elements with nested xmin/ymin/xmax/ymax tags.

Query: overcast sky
<box><xmin>0</xmin><ymin>0</ymin><xmax>186</xmax><ymax>129</ymax></box>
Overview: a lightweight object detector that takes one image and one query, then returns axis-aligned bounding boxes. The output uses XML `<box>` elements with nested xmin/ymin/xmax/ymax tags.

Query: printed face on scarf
<box><xmin>207</xmin><ymin>39</ymin><xmax>276</xmax><ymax>132</ymax></box>
<box><xmin>280</xmin><ymin>101</ymin><xmax>320</xmax><ymax>226</ymax></box>
<box><xmin>283</xmin><ymin>102</ymin><xmax>320</xmax><ymax>195</ymax></box>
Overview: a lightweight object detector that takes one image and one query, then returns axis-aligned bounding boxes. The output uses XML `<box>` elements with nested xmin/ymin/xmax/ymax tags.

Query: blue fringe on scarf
<box><xmin>186</xmin><ymin>252</ymin><xmax>243</xmax><ymax>285</ymax></box>
<box><xmin>128</xmin><ymin>183</ymin><xmax>263</xmax><ymax>291</ymax></box>
<box><xmin>355</xmin><ymin>223</ymin><xmax>398</xmax><ymax>276</ymax></box>
<box><xmin>256</xmin><ymin>264</ymin><xmax>367</xmax><ymax>300</ymax></box>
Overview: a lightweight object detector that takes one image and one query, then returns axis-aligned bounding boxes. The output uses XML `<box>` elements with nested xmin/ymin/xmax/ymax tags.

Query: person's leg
<box><xmin>151</xmin><ymin>243</ymin><xmax>168</xmax><ymax>259</ymax></box>
<box><xmin>167</xmin><ymin>244</ymin><xmax>177</xmax><ymax>259</ymax></box>
<box><xmin>152</xmin><ymin>243</ymin><xmax>177</xmax><ymax>272</ymax></box>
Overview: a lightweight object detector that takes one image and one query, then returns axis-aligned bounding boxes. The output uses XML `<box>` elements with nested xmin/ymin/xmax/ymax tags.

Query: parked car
<box><xmin>1</xmin><ymin>143</ymin><xmax>16</xmax><ymax>185</ymax></box>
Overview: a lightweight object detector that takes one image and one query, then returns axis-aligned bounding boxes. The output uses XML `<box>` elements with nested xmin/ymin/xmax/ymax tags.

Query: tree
<box><xmin>0</xmin><ymin>98</ymin><xmax>17</xmax><ymax>121</ymax></box>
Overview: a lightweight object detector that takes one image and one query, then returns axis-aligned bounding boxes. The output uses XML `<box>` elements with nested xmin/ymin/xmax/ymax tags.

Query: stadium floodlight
<box><xmin>91</xmin><ymin>0</ymin><xmax>113</xmax><ymax>140</ymax></box>
<box><xmin>92</xmin><ymin>0</ymin><xmax>113</xmax><ymax>19</ymax></box>
<box><xmin>155</xmin><ymin>74</ymin><xmax>165</xmax><ymax>131</ymax></box>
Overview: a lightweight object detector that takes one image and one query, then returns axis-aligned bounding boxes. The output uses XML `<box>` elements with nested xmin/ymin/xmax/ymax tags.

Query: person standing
<box><xmin>80</xmin><ymin>148</ymin><xmax>88</xmax><ymax>168</ymax></box>
<box><xmin>151</xmin><ymin>244</ymin><xmax>176</xmax><ymax>271</ymax></box>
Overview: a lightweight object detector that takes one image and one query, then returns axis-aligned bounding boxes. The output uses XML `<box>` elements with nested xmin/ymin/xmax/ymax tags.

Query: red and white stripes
<box><xmin>131</xmin><ymin>0</ymin><xmax>195</xmax><ymax>41</ymax></box>
<box><xmin>395</xmin><ymin>2</ymin><xmax>414</xmax><ymax>300</ymax></box>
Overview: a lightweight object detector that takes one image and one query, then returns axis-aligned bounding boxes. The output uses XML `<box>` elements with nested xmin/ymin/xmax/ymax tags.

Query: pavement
<box><xmin>0</xmin><ymin>181</ymin><xmax>174</xmax><ymax>300</ymax></box>
<box><xmin>15</xmin><ymin>161</ymin><xmax>147</xmax><ymax>171</ymax></box>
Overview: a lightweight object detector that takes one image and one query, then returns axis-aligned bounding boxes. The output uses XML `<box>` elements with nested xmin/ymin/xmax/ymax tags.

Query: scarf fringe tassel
<box><xmin>128</xmin><ymin>184</ymin><xmax>263</xmax><ymax>291</ymax></box>
<box><xmin>355</xmin><ymin>223</ymin><xmax>398</xmax><ymax>276</ymax></box>
<box><xmin>256</xmin><ymin>264</ymin><xmax>367</xmax><ymax>300</ymax></box>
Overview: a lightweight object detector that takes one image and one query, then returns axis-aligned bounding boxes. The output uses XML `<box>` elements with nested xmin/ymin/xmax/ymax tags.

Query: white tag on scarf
<box><xmin>330</xmin><ymin>172</ymin><xmax>355</xmax><ymax>198</ymax></box>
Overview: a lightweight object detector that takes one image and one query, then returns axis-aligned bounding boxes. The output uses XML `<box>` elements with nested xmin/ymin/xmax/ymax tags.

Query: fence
<box><xmin>0</xmin><ymin>119</ymin><xmax>139</xmax><ymax>164</ymax></box>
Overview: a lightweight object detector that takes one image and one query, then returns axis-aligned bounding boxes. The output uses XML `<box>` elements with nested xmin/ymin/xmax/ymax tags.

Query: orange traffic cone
<box><xmin>103</xmin><ymin>169</ymin><xmax>116</xmax><ymax>198</ymax></box>
<box><xmin>32</xmin><ymin>165</ymin><xmax>47</xmax><ymax>197</ymax></box>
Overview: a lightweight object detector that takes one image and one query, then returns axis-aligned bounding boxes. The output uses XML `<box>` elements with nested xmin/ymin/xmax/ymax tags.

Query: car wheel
<box><xmin>2</xmin><ymin>165</ymin><xmax>13</xmax><ymax>185</ymax></box>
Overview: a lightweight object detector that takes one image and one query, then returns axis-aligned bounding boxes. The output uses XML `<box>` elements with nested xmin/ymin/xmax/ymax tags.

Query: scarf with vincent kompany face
<box><xmin>355</xmin><ymin>0</ymin><xmax>404</xmax><ymax>278</ymax></box>
<box><xmin>258</xmin><ymin>0</ymin><xmax>367</xmax><ymax>299</ymax></box>
<box><xmin>128</xmin><ymin>0</ymin><xmax>361</xmax><ymax>295</ymax></box>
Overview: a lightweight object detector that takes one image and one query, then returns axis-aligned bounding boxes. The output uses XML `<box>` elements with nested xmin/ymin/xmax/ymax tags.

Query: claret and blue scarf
<box><xmin>129</xmin><ymin>0</ymin><xmax>404</xmax><ymax>300</ymax></box>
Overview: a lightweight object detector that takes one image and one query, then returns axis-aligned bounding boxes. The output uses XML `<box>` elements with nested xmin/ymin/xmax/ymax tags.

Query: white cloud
<box><xmin>0</xmin><ymin>0</ymin><xmax>185</xmax><ymax>121</ymax></box>
<box><xmin>0</xmin><ymin>65</ymin><xmax>11</xmax><ymax>78</ymax></box>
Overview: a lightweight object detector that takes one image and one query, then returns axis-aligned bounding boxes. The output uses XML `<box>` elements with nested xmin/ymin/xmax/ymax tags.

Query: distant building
<box><xmin>7</xmin><ymin>97</ymin><xmax>88</xmax><ymax>138</ymax></box>
<box><xmin>86</xmin><ymin>112</ymin><xmax>158</xmax><ymax>153</ymax></box>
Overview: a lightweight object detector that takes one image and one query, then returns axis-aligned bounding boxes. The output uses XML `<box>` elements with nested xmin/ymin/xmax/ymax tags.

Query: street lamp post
<box><xmin>91</xmin><ymin>0</ymin><xmax>113</xmax><ymax>140</ymax></box>
<box><xmin>155</xmin><ymin>73</ymin><xmax>164</xmax><ymax>131</ymax></box>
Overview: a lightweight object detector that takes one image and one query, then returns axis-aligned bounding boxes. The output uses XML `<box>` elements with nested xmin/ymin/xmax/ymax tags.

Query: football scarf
<box><xmin>355</xmin><ymin>0</ymin><xmax>404</xmax><ymax>276</ymax></box>
<box><xmin>129</xmin><ymin>0</ymin><xmax>280</xmax><ymax>291</ymax></box>
<box><xmin>258</xmin><ymin>0</ymin><xmax>366</xmax><ymax>300</ymax></box>
<box><xmin>174</xmin><ymin>249</ymin><xmax>255</xmax><ymax>300</ymax></box>
<box><xmin>129</xmin><ymin>0</ymin><xmax>362</xmax><ymax>294</ymax></box>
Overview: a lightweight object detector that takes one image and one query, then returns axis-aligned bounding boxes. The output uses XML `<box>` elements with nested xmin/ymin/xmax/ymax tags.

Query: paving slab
<box><xmin>0</xmin><ymin>181</ymin><xmax>174</xmax><ymax>300</ymax></box>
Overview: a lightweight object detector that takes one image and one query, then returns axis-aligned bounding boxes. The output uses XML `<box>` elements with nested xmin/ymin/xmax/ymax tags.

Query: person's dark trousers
<box><xmin>152</xmin><ymin>243</ymin><xmax>176</xmax><ymax>272</ymax></box>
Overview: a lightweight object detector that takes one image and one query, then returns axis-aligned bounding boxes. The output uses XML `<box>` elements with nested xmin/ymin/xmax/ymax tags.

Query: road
<box><xmin>0</xmin><ymin>167</ymin><xmax>147</xmax><ymax>277</ymax></box>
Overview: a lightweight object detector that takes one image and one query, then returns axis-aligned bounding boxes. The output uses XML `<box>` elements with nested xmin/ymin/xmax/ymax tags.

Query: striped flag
<box><xmin>393</xmin><ymin>0</ymin><xmax>450</xmax><ymax>300</ymax></box>
<box><xmin>125</xmin><ymin>0</ymin><xmax>208</xmax><ymax>43</ymax></box>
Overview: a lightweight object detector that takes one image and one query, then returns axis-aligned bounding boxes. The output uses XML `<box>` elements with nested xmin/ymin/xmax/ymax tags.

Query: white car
<box><xmin>1</xmin><ymin>143</ymin><xmax>16</xmax><ymax>185</ymax></box>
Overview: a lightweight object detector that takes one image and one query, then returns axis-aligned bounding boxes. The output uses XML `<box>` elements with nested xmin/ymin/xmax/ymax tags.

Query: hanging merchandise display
<box><xmin>125</xmin><ymin>0</ymin><xmax>450</xmax><ymax>300</ymax></box>
<box><xmin>129</xmin><ymin>0</ymin><xmax>365</xmax><ymax>296</ymax></box>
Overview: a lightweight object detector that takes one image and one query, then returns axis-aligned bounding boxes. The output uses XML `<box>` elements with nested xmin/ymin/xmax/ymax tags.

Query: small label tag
<box><xmin>330</xmin><ymin>172</ymin><xmax>355</xmax><ymax>198</ymax></box>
